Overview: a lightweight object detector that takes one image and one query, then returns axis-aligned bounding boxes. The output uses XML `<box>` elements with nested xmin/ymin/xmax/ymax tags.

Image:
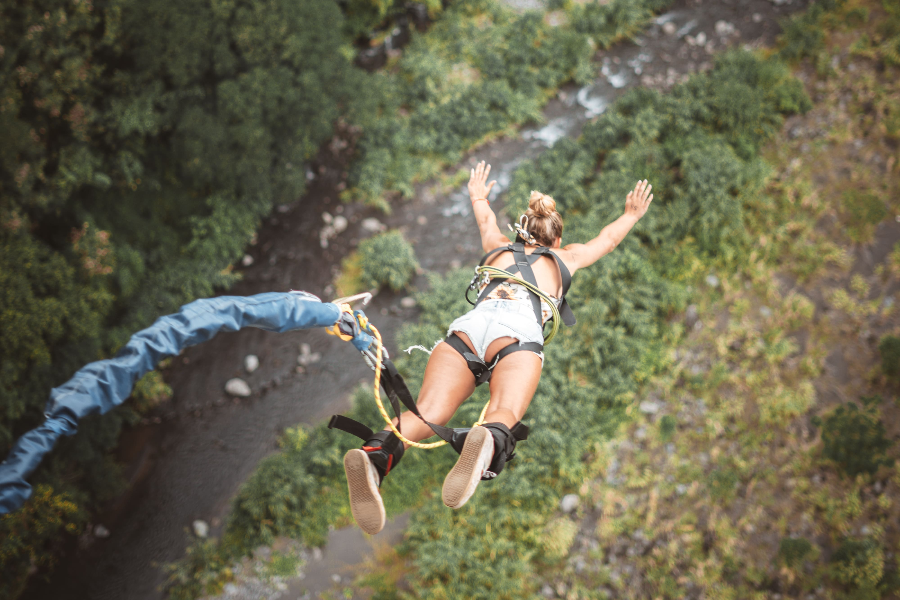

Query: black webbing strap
<box><xmin>542</xmin><ymin>248</ymin><xmax>576</xmax><ymax>327</ymax></box>
<box><xmin>377</xmin><ymin>356</ymin><xmax>458</xmax><ymax>444</ymax></box>
<box><xmin>445</xmin><ymin>332</ymin><xmax>542</xmax><ymax>386</ymax></box>
<box><xmin>328</xmin><ymin>414</ymin><xmax>374</xmax><ymax>442</ymax></box>
<box><xmin>510</xmin><ymin>243</ymin><xmax>543</xmax><ymax>325</ymax></box>
<box><xmin>444</xmin><ymin>333</ymin><xmax>492</xmax><ymax>385</ymax></box>
<box><xmin>471</xmin><ymin>242</ymin><xmax>576</xmax><ymax>327</ymax></box>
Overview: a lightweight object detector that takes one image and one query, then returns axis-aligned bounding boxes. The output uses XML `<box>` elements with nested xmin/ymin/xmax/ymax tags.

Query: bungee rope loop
<box><xmin>367</xmin><ymin>322</ymin><xmax>490</xmax><ymax>450</ymax></box>
<box><xmin>466</xmin><ymin>265</ymin><xmax>562</xmax><ymax>343</ymax></box>
<box><xmin>327</xmin><ymin>297</ymin><xmax>490</xmax><ymax>451</ymax></box>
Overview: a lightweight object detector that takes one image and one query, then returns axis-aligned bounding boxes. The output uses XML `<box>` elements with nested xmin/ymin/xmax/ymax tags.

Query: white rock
<box><xmin>860</xmin><ymin>525</ymin><xmax>871</xmax><ymax>536</ymax></box>
<box><xmin>675</xmin><ymin>484</ymin><xmax>688</xmax><ymax>495</ymax></box>
<box><xmin>223</xmin><ymin>583</ymin><xmax>239</xmax><ymax>596</ymax></box>
<box><xmin>716</xmin><ymin>21</ymin><xmax>736</xmax><ymax>36</ymax></box>
<box><xmin>760</xmin><ymin>306</ymin><xmax>772</xmax><ymax>318</ymax></box>
<box><xmin>93</xmin><ymin>524</ymin><xmax>110</xmax><ymax>538</ymax></box>
<box><xmin>662</xmin><ymin>22</ymin><xmax>677</xmax><ymax>35</ymax></box>
<box><xmin>705</xmin><ymin>273</ymin><xmax>720</xmax><ymax>288</ymax></box>
<box><xmin>297</xmin><ymin>352</ymin><xmax>321</xmax><ymax>366</ymax></box>
<box><xmin>322</xmin><ymin>212</ymin><xmax>333</xmax><ymax>224</ymax></box>
<box><xmin>241</xmin><ymin>254</ymin><xmax>254</xmax><ymax>267</ymax></box>
<box><xmin>312</xmin><ymin>547</ymin><xmax>323</xmax><ymax>561</ymax></box>
<box><xmin>244</xmin><ymin>355</ymin><xmax>259</xmax><ymax>373</ymax></box>
<box><xmin>361</xmin><ymin>217</ymin><xmax>386</xmax><ymax>233</ymax></box>
<box><xmin>560</xmin><ymin>494</ymin><xmax>580</xmax><ymax>513</ymax></box>
<box><xmin>400</xmin><ymin>297</ymin><xmax>417</xmax><ymax>308</ymax></box>
<box><xmin>331</xmin><ymin>574</ymin><xmax>341</xmax><ymax>584</ymax></box>
<box><xmin>752</xmin><ymin>13</ymin><xmax>763</xmax><ymax>22</ymax></box>
<box><xmin>417</xmin><ymin>215</ymin><xmax>428</xmax><ymax>226</ymax></box>
<box><xmin>685</xmin><ymin>304</ymin><xmax>699</xmax><ymax>327</ymax></box>
<box><xmin>541</xmin><ymin>584</ymin><xmax>555</xmax><ymax>598</ymax></box>
<box><xmin>332</xmin><ymin>215</ymin><xmax>348</xmax><ymax>234</ymax></box>
<box><xmin>639</xmin><ymin>400</ymin><xmax>661</xmax><ymax>414</ymax></box>
<box><xmin>635</xmin><ymin>426</ymin><xmax>647</xmax><ymax>440</ymax></box>
<box><xmin>225</xmin><ymin>378</ymin><xmax>252</xmax><ymax>397</ymax></box>
<box><xmin>695</xmin><ymin>32</ymin><xmax>707</xmax><ymax>45</ymax></box>
<box><xmin>192</xmin><ymin>520</ymin><xmax>209</xmax><ymax>538</ymax></box>
<box><xmin>298</xmin><ymin>343</ymin><xmax>321</xmax><ymax>366</ymax></box>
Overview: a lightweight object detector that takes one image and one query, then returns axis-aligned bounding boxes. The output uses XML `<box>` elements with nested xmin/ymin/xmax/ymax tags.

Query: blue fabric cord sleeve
<box><xmin>0</xmin><ymin>292</ymin><xmax>347</xmax><ymax>514</ymax></box>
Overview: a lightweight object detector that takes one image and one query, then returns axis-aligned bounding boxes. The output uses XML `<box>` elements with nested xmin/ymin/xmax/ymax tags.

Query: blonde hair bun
<box><xmin>528</xmin><ymin>190</ymin><xmax>556</xmax><ymax>217</ymax></box>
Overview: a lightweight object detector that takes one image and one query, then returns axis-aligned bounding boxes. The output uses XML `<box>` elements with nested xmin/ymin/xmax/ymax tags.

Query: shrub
<box><xmin>131</xmin><ymin>370</ymin><xmax>172</xmax><ymax>413</ymax></box>
<box><xmin>821</xmin><ymin>396</ymin><xmax>895</xmax><ymax>478</ymax></box>
<box><xmin>658</xmin><ymin>415</ymin><xmax>676</xmax><ymax>440</ymax></box>
<box><xmin>707</xmin><ymin>467</ymin><xmax>739</xmax><ymax>501</ymax></box>
<box><xmin>831</xmin><ymin>537</ymin><xmax>885</xmax><ymax>599</ymax></box>
<box><xmin>778</xmin><ymin>537</ymin><xmax>814</xmax><ymax>568</ymax></box>
<box><xmin>0</xmin><ymin>485</ymin><xmax>84</xmax><ymax>600</ymax></box>
<box><xmin>878</xmin><ymin>334</ymin><xmax>900</xmax><ymax>378</ymax></box>
<box><xmin>357</xmin><ymin>231</ymin><xmax>420</xmax><ymax>292</ymax></box>
<box><xmin>841</xmin><ymin>191</ymin><xmax>888</xmax><ymax>243</ymax></box>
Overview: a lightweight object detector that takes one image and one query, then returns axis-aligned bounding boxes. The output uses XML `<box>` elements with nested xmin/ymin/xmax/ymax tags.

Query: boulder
<box><xmin>192</xmin><ymin>520</ymin><xmax>209</xmax><ymax>538</ymax></box>
<box><xmin>560</xmin><ymin>494</ymin><xmax>580</xmax><ymax>513</ymax></box>
<box><xmin>361</xmin><ymin>217</ymin><xmax>386</xmax><ymax>234</ymax></box>
<box><xmin>639</xmin><ymin>400</ymin><xmax>662</xmax><ymax>414</ymax></box>
<box><xmin>225</xmin><ymin>378</ymin><xmax>252</xmax><ymax>397</ymax></box>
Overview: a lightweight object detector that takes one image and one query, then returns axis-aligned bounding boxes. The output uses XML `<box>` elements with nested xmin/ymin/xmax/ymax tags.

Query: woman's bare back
<box><xmin>483</xmin><ymin>245</ymin><xmax>576</xmax><ymax>299</ymax></box>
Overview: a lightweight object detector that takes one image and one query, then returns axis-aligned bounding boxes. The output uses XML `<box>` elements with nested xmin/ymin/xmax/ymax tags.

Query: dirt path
<box><xmin>26</xmin><ymin>1</ymin><xmax>809</xmax><ymax>599</ymax></box>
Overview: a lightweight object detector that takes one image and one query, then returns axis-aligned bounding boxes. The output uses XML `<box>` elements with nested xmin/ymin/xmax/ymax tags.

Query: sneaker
<box><xmin>442</xmin><ymin>425</ymin><xmax>494</xmax><ymax>509</ymax></box>
<box><xmin>343</xmin><ymin>449</ymin><xmax>386</xmax><ymax>535</ymax></box>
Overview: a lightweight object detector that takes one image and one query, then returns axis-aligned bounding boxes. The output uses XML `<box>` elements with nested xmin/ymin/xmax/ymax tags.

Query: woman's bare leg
<box><xmin>386</xmin><ymin>339</ymin><xmax>476</xmax><ymax>447</ymax></box>
<box><xmin>383</xmin><ymin>332</ymin><xmax>541</xmax><ymax>445</ymax></box>
<box><xmin>481</xmin><ymin>338</ymin><xmax>542</xmax><ymax>427</ymax></box>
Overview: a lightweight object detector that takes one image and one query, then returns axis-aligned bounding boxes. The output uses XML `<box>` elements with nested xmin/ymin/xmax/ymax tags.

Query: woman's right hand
<box><xmin>468</xmin><ymin>160</ymin><xmax>497</xmax><ymax>202</ymax></box>
<box><xmin>624</xmin><ymin>179</ymin><xmax>653</xmax><ymax>219</ymax></box>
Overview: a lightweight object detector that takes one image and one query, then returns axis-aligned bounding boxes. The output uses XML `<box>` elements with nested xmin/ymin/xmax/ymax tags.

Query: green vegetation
<box><xmin>165</xmin><ymin>42</ymin><xmax>814</xmax><ymax>598</ymax></box>
<box><xmin>821</xmin><ymin>396</ymin><xmax>894</xmax><ymax>478</ymax></box>
<box><xmin>345</xmin><ymin>0</ymin><xmax>673</xmax><ymax>209</ymax></box>
<box><xmin>841</xmin><ymin>190</ymin><xmax>889</xmax><ymax>244</ymax></box>
<box><xmin>878</xmin><ymin>334</ymin><xmax>900</xmax><ymax>378</ymax></box>
<box><xmin>338</xmin><ymin>230</ymin><xmax>420</xmax><ymax>295</ymax></box>
<box><xmin>779</xmin><ymin>537</ymin><xmax>815</xmax><ymax>568</ymax></box>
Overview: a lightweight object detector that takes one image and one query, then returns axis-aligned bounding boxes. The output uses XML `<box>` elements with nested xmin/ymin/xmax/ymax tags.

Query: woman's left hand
<box><xmin>468</xmin><ymin>160</ymin><xmax>497</xmax><ymax>202</ymax></box>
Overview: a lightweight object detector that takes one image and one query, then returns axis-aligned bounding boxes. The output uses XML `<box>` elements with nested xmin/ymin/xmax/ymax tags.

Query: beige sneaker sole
<box><xmin>344</xmin><ymin>449</ymin><xmax>386</xmax><ymax>535</ymax></box>
<box><xmin>442</xmin><ymin>426</ymin><xmax>494</xmax><ymax>509</ymax></box>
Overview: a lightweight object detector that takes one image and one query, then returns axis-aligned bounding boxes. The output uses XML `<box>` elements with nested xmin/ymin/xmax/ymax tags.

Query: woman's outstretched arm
<box><xmin>564</xmin><ymin>179</ymin><xmax>653</xmax><ymax>270</ymax></box>
<box><xmin>468</xmin><ymin>161</ymin><xmax>509</xmax><ymax>253</ymax></box>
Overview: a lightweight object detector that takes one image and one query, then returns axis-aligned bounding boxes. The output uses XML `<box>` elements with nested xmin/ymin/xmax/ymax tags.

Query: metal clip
<box><xmin>332</xmin><ymin>292</ymin><xmax>373</xmax><ymax>307</ymax></box>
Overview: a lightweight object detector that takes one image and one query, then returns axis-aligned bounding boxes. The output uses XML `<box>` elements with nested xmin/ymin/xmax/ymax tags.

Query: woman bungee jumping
<box><xmin>341</xmin><ymin>161</ymin><xmax>653</xmax><ymax>534</ymax></box>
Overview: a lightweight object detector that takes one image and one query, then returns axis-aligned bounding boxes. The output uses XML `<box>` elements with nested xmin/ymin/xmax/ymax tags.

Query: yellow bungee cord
<box><xmin>471</xmin><ymin>265</ymin><xmax>563</xmax><ymax>343</ymax></box>
<box><xmin>366</xmin><ymin>323</ymin><xmax>490</xmax><ymax>449</ymax></box>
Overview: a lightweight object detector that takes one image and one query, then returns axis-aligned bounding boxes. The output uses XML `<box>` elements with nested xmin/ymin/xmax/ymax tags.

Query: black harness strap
<box><xmin>470</xmin><ymin>242</ymin><xmax>577</xmax><ymax>328</ymax></box>
<box><xmin>444</xmin><ymin>332</ymin><xmax>543</xmax><ymax>386</ymax></box>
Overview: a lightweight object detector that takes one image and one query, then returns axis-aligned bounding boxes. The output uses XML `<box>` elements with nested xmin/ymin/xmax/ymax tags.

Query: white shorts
<box><xmin>446</xmin><ymin>300</ymin><xmax>544</xmax><ymax>363</ymax></box>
